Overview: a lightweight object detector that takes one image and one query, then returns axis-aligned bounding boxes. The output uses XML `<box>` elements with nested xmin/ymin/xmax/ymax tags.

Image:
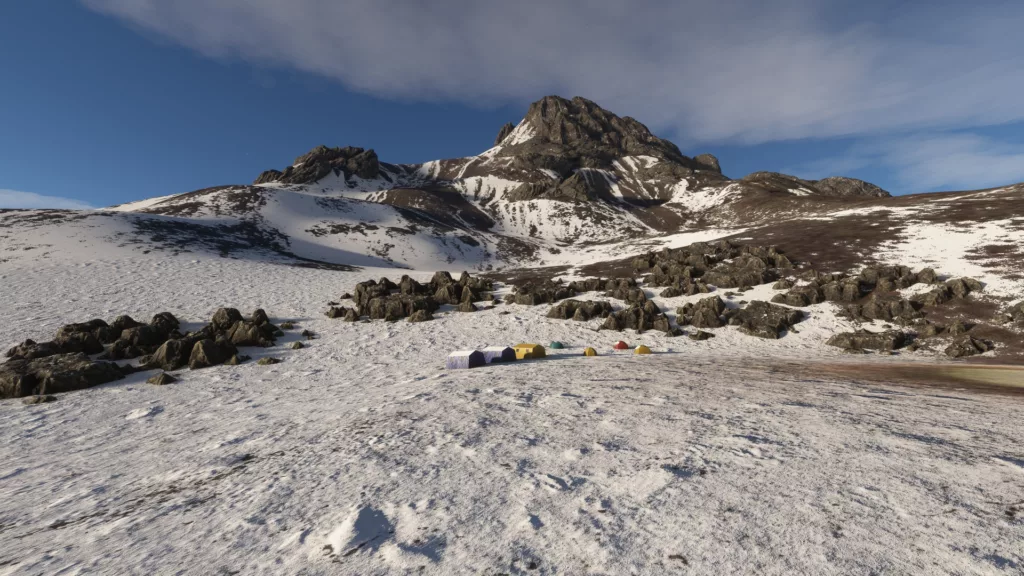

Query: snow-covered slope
<box><xmin>1</xmin><ymin>256</ymin><xmax>1021</xmax><ymax>574</ymax></box>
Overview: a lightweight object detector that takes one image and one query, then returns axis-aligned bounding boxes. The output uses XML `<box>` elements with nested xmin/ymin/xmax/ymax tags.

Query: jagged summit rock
<box><xmin>254</xmin><ymin>145</ymin><xmax>380</xmax><ymax>185</ymax></box>
<box><xmin>494</xmin><ymin>122</ymin><xmax>515</xmax><ymax>146</ymax></box>
<box><xmin>693</xmin><ymin>153</ymin><xmax>722</xmax><ymax>174</ymax></box>
<box><xmin>495</xmin><ymin>95</ymin><xmax>697</xmax><ymax>168</ymax></box>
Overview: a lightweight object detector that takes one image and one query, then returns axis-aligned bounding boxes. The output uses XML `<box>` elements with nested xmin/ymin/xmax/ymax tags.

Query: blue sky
<box><xmin>3</xmin><ymin>1</ymin><xmax>1024</xmax><ymax>208</ymax></box>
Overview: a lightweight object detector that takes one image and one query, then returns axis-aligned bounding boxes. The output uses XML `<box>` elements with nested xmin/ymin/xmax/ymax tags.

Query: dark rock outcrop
<box><xmin>945</xmin><ymin>336</ymin><xmax>994</xmax><ymax>358</ymax></box>
<box><xmin>188</xmin><ymin>339</ymin><xmax>238</xmax><ymax>370</ymax></box>
<box><xmin>495</xmin><ymin>122</ymin><xmax>515</xmax><ymax>146</ymax></box>
<box><xmin>676</xmin><ymin>296</ymin><xmax>727</xmax><ymax>329</ymax></box>
<box><xmin>827</xmin><ymin>330</ymin><xmax>909</xmax><ymax>351</ymax></box>
<box><xmin>254</xmin><ymin>145</ymin><xmax>380</xmax><ymax>185</ymax></box>
<box><xmin>0</xmin><ymin>353</ymin><xmax>125</xmax><ymax>399</ymax></box>
<box><xmin>732</xmin><ymin>301</ymin><xmax>804</xmax><ymax>339</ymax></box>
<box><xmin>546</xmin><ymin>299</ymin><xmax>614</xmax><ymax>321</ymax></box>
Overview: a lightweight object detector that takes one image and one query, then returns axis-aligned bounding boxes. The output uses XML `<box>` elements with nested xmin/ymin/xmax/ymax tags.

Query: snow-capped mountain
<box><xmin>2</xmin><ymin>95</ymin><xmax>1023</xmax><ymax>280</ymax></box>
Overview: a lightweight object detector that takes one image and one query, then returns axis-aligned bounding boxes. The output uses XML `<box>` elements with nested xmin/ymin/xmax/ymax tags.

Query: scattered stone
<box><xmin>457</xmin><ymin>301</ymin><xmax>478</xmax><ymax>313</ymax></box>
<box><xmin>147</xmin><ymin>372</ymin><xmax>177</xmax><ymax>385</ymax></box>
<box><xmin>257</xmin><ymin>357</ymin><xmax>281</xmax><ymax>366</ymax></box>
<box><xmin>301</xmin><ymin>329</ymin><xmax>316</xmax><ymax>340</ymax></box>
<box><xmin>946</xmin><ymin>320</ymin><xmax>970</xmax><ymax>336</ymax></box>
<box><xmin>689</xmin><ymin>330</ymin><xmax>715</xmax><ymax>341</ymax></box>
<box><xmin>226</xmin><ymin>354</ymin><xmax>250</xmax><ymax>365</ymax></box>
<box><xmin>289</xmin><ymin>341</ymin><xmax>304</xmax><ymax>350</ymax></box>
<box><xmin>280</xmin><ymin>322</ymin><xmax>295</xmax><ymax>330</ymax></box>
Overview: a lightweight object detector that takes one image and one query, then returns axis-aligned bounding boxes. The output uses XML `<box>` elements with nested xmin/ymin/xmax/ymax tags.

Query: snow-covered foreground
<box><xmin>1</xmin><ymin>256</ymin><xmax>1022</xmax><ymax>575</ymax></box>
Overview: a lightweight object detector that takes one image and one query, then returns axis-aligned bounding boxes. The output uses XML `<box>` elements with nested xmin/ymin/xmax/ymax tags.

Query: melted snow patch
<box><xmin>875</xmin><ymin>219</ymin><xmax>1024</xmax><ymax>297</ymax></box>
<box><xmin>670</xmin><ymin>183</ymin><xmax>742</xmax><ymax>213</ymax></box>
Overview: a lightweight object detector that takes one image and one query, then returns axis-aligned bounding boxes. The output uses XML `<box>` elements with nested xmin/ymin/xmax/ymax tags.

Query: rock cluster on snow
<box><xmin>1</xmin><ymin>308</ymin><xmax>286</xmax><ymax>399</ymax></box>
<box><xmin>328</xmin><ymin>271</ymin><xmax>493</xmax><ymax>322</ymax></box>
<box><xmin>634</xmin><ymin>240</ymin><xmax>793</xmax><ymax>292</ymax></box>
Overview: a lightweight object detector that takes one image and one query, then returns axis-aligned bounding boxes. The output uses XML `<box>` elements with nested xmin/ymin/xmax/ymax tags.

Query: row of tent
<box><xmin>446</xmin><ymin>341</ymin><xmax>652</xmax><ymax>369</ymax></box>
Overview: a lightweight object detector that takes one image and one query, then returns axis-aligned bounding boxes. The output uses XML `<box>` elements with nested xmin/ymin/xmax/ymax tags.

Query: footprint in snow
<box><xmin>126</xmin><ymin>406</ymin><xmax>163</xmax><ymax>420</ymax></box>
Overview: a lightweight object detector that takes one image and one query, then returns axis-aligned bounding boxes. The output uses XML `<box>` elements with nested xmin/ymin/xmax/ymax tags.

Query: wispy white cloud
<box><xmin>80</xmin><ymin>0</ymin><xmax>1024</xmax><ymax>146</ymax></box>
<box><xmin>788</xmin><ymin>132</ymin><xmax>1024</xmax><ymax>192</ymax></box>
<box><xmin>0</xmin><ymin>189</ymin><xmax>96</xmax><ymax>210</ymax></box>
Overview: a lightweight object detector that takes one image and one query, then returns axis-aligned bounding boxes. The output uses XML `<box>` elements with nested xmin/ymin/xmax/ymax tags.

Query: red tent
<box><xmin>613</xmin><ymin>341</ymin><xmax>629</xmax><ymax>350</ymax></box>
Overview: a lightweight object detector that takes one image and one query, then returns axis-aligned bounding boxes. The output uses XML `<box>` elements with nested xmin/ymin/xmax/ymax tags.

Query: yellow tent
<box><xmin>513</xmin><ymin>343</ymin><xmax>546</xmax><ymax>360</ymax></box>
<box><xmin>634</xmin><ymin>345</ymin><xmax>652</xmax><ymax>355</ymax></box>
<box><xmin>583</xmin><ymin>347</ymin><xmax>598</xmax><ymax>356</ymax></box>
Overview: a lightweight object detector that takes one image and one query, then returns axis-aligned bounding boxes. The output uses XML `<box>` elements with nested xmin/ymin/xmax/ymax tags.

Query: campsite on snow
<box><xmin>2</xmin><ymin>95</ymin><xmax>1023</xmax><ymax>574</ymax></box>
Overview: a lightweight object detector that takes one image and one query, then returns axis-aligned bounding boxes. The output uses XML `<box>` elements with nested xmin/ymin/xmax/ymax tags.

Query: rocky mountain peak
<box><xmin>499</xmin><ymin>95</ymin><xmax>688</xmax><ymax>165</ymax></box>
<box><xmin>254</xmin><ymin>145</ymin><xmax>380</xmax><ymax>185</ymax></box>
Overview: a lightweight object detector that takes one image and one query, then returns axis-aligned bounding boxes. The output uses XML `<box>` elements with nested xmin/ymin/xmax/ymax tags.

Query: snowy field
<box><xmin>1</xmin><ymin>254</ymin><xmax>1022</xmax><ymax>574</ymax></box>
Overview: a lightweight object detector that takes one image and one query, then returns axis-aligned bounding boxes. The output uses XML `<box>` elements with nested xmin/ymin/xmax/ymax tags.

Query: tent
<box><xmin>613</xmin><ymin>341</ymin><xmax>629</xmax><ymax>350</ymax></box>
<box><xmin>481</xmin><ymin>346</ymin><xmax>516</xmax><ymax>363</ymax></box>
<box><xmin>513</xmin><ymin>343</ymin><xmax>546</xmax><ymax>360</ymax></box>
<box><xmin>634</xmin><ymin>345</ymin><xmax>652</xmax><ymax>355</ymax></box>
<box><xmin>549</xmin><ymin>341</ymin><xmax>565</xmax><ymax>349</ymax></box>
<box><xmin>446</xmin><ymin>350</ymin><xmax>486</xmax><ymax>369</ymax></box>
<box><xmin>583</xmin><ymin>347</ymin><xmax>598</xmax><ymax>356</ymax></box>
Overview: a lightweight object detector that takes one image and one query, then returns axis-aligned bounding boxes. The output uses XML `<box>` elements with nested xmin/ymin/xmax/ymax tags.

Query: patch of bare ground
<box><xmin>914</xmin><ymin>298</ymin><xmax>1024</xmax><ymax>364</ymax></box>
<box><xmin>723</xmin><ymin>213</ymin><xmax>906</xmax><ymax>273</ymax></box>
<box><xmin>783</xmin><ymin>359</ymin><xmax>1024</xmax><ymax>396</ymax></box>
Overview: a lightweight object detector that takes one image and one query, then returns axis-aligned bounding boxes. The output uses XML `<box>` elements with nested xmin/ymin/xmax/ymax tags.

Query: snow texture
<box><xmin>0</xmin><ymin>252</ymin><xmax>1021</xmax><ymax>574</ymax></box>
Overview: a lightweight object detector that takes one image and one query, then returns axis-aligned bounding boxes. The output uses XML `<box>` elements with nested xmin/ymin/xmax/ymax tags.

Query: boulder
<box><xmin>226</xmin><ymin>354</ymin><xmax>250</xmax><ymax>365</ymax></box>
<box><xmin>53</xmin><ymin>331</ymin><xmax>105</xmax><ymax>356</ymax></box>
<box><xmin>822</xmin><ymin>279</ymin><xmax>864</xmax><ymax>303</ymax></box>
<box><xmin>407</xmin><ymin>309</ymin><xmax>433</xmax><ymax>322</ymax></box>
<box><xmin>848</xmin><ymin>296</ymin><xmax>920</xmax><ymax>323</ymax></box>
<box><xmin>945</xmin><ymin>336</ymin><xmax>993</xmax><ymax>358</ymax></box>
<box><xmin>6</xmin><ymin>339</ymin><xmax>63</xmax><ymax>361</ymax></box>
<box><xmin>251</xmin><ymin>309</ymin><xmax>270</xmax><ymax>326</ymax></box>
<box><xmin>120</xmin><ymin>325</ymin><xmax>168</xmax><ymax>348</ymax></box>
<box><xmin>147</xmin><ymin>372</ymin><xmax>177</xmax><ymax>385</ymax></box>
<box><xmin>916</xmin><ymin>268</ymin><xmax>938</xmax><ymax>284</ymax></box>
<box><xmin>110</xmin><ymin>315</ymin><xmax>142</xmax><ymax>332</ymax></box>
<box><xmin>689</xmin><ymin>330</ymin><xmax>715</xmax><ymax>341</ymax></box>
<box><xmin>188</xmin><ymin>339</ymin><xmax>238</xmax><ymax>370</ymax></box>
<box><xmin>1004</xmin><ymin>301</ymin><xmax>1024</xmax><ymax>324</ymax></box>
<box><xmin>547</xmin><ymin>299</ymin><xmax>614</xmax><ymax>321</ymax></box>
<box><xmin>326</xmin><ymin>306</ymin><xmax>350</xmax><ymax>319</ymax></box>
<box><xmin>676</xmin><ymin>296</ymin><xmax>726</xmax><ymax>328</ymax></box>
<box><xmin>211</xmin><ymin>308</ymin><xmax>244</xmax><ymax>332</ymax></box>
<box><xmin>457</xmin><ymin>301</ymin><xmax>478</xmax><ymax>313</ymax></box>
<box><xmin>226</xmin><ymin>321</ymin><xmax>273</xmax><ymax>347</ymax></box>
<box><xmin>0</xmin><ymin>353</ymin><xmax>125</xmax><ymax>398</ymax></box>
<box><xmin>256</xmin><ymin>357</ymin><xmax>281</xmax><ymax>366</ymax></box>
<box><xmin>146</xmin><ymin>338</ymin><xmax>197</xmax><ymax>371</ymax></box>
<box><xmin>773</xmin><ymin>279</ymin><xmax>795</xmax><ymax>290</ymax></box>
<box><xmin>913</xmin><ymin>285</ymin><xmax>952</xmax><ymax>307</ymax></box>
<box><xmin>150</xmin><ymin>312</ymin><xmax>180</xmax><ymax>335</ymax></box>
<box><xmin>827</xmin><ymin>330</ymin><xmax>909</xmax><ymax>351</ymax></box>
<box><xmin>733</xmin><ymin>301</ymin><xmax>803</xmax><ymax>339</ymax></box>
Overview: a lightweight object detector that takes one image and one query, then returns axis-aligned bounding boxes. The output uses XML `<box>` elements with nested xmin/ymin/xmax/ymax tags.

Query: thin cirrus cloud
<box><xmin>0</xmin><ymin>189</ymin><xmax>96</xmax><ymax>210</ymax></box>
<box><xmin>80</xmin><ymin>0</ymin><xmax>1024</xmax><ymax>146</ymax></box>
<box><xmin>788</xmin><ymin>133</ymin><xmax>1024</xmax><ymax>192</ymax></box>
